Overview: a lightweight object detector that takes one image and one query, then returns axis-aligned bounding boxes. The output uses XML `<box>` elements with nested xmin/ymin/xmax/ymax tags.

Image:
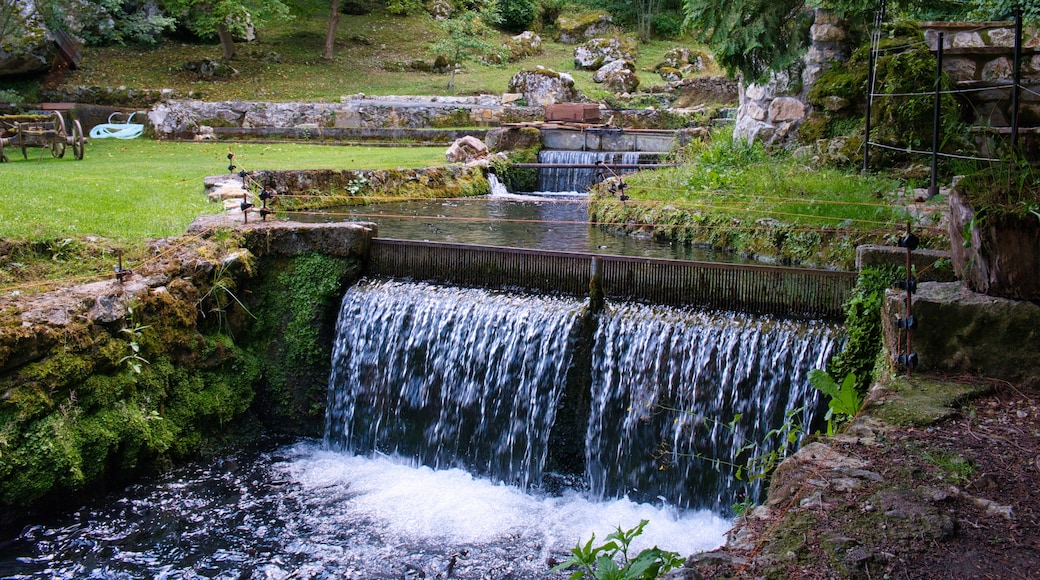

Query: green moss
<box><xmin>0</xmin><ymin>243</ymin><xmax>268</xmax><ymax>507</ymax></box>
<box><xmin>558</xmin><ymin>10</ymin><xmax>611</xmax><ymax>31</ymax></box>
<box><xmin>870</xmin><ymin>376</ymin><xmax>991</xmax><ymax>427</ymax></box>
<box><xmin>491</xmin><ymin>147</ymin><xmax>540</xmax><ymax>192</ymax></box>
<box><xmin>246</xmin><ymin>253</ymin><xmax>360</xmax><ymax>433</ymax></box>
<box><xmin>430</xmin><ymin>109</ymin><xmax>473</xmax><ymax>128</ymax></box>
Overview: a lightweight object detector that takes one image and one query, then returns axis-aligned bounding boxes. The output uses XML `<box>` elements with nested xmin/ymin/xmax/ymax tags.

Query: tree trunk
<box><xmin>323</xmin><ymin>0</ymin><xmax>341</xmax><ymax>60</ymax></box>
<box><xmin>217</xmin><ymin>23</ymin><xmax>236</xmax><ymax>61</ymax></box>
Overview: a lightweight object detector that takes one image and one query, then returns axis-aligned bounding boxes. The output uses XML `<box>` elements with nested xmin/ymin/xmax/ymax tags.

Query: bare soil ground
<box><xmin>685</xmin><ymin>374</ymin><xmax>1040</xmax><ymax>579</ymax></box>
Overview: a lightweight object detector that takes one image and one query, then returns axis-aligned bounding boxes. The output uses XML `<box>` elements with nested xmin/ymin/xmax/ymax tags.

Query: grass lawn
<box><xmin>0</xmin><ymin>139</ymin><xmax>448</xmax><ymax>240</ymax></box>
<box><xmin>0</xmin><ymin>139</ymin><xmax>447</xmax><ymax>293</ymax></box>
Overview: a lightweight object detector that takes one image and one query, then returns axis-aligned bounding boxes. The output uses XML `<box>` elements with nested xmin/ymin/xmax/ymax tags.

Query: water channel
<box><xmin>295</xmin><ymin>176</ymin><xmax>739</xmax><ymax>264</ymax></box>
<box><xmin>0</xmin><ymin>162</ymin><xmax>840</xmax><ymax>578</ymax></box>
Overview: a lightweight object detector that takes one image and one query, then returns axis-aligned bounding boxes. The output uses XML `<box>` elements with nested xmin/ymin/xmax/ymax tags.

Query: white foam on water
<box><xmin>279</xmin><ymin>442</ymin><xmax>731</xmax><ymax>562</ymax></box>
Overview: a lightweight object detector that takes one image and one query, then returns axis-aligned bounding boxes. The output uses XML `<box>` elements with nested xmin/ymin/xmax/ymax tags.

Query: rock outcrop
<box><xmin>0</xmin><ymin>0</ymin><xmax>56</xmax><ymax>77</ymax></box>
<box><xmin>508</xmin><ymin>67</ymin><xmax>583</xmax><ymax>106</ymax></box>
<box><xmin>573</xmin><ymin>37</ymin><xmax>637</xmax><ymax>70</ymax></box>
<box><xmin>592</xmin><ymin>59</ymin><xmax>639</xmax><ymax>93</ymax></box>
<box><xmin>555</xmin><ymin>10</ymin><xmax>613</xmax><ymax>44</ymax></box>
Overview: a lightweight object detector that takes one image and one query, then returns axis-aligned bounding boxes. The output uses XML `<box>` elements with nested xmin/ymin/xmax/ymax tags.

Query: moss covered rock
<box><xmin>555</xmin><ymin>11</ymin><xmax>613</xmax><ymax>44</ymax></box>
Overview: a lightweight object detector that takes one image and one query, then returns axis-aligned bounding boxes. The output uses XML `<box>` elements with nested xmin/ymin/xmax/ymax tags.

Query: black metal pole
<box><xmin>864</xmin><ymin>39</ymin><xmax>875</xmax><ymax>173</ymax></box>
<box><xmin>1012</xmin><ymin>8</ymin><xmax>1023</xmax><ymax>151</ymax></box>
<box><xmin>929</xmin><ymin>32</ymin><xmax>943</xmax><ymax>198</ymax></box>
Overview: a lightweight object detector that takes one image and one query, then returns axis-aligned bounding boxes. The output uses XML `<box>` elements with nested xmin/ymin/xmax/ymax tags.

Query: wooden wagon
<box><xmin>0</xmin><ymin>111</ymin><xmax>86</xmax><ymax>163</ymax></box>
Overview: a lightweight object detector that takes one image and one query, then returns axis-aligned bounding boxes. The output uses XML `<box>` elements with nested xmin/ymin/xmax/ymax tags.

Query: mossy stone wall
<box><xmin>0</xmin><ymin>219</ymin><xmax>372</xmax><ymax>521</ymax></box>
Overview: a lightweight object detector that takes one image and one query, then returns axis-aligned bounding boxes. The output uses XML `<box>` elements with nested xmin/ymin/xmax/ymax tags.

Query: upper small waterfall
<box><xmin>537</xmin><ymin>150</ymin><xmax>645</xmax><ymax>192</ymax></box>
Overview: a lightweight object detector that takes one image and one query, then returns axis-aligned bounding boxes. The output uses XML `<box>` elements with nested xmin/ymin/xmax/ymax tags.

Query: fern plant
<box><xmin>551</xmin><ymin>520</ymin><xmax>684</xmax><ymax>580</ymax></box>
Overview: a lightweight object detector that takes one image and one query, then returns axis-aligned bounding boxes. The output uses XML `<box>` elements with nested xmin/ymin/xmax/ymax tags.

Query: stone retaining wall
<box><xmin>922</xmin><ymin>21</ymin><xmax>1040</xmax><ymax>127</ymax></box>
<box><xmin>147</xmin><ymin>96</ymin><xmax>717</xmax><ymax>140</ymax></box>
<box><xmin>882</xmin><ymin>281</ymin><xmax>1040</xmax><ymax>386</ymax></box>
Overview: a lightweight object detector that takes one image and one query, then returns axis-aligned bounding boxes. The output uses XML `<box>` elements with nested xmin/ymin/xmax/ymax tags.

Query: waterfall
<box><xmin>325</xmin><ymin>280</ymin><xmax>585</xmax><ymax>488</ymax></box>
<box><xmin>326</xmin><ymin>280</ymin><xmax>842</xmax><ymax>511</ymax></box>
<box><xmin>537</xmin><ymin>150</ymin><xmax>645</xmax><ymax>193</ymax></box>
<box><xmin>586</xmin><ymin>303</ymin><xmax>842</xmax><ymax>510</ymax></box>
<box><xmin>487</xmin><ymin>172</ymin><xmax>509</xmax><ymax>196</ymax></box>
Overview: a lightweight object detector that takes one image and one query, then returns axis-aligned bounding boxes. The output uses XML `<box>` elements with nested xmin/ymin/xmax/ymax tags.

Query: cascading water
<box><xmin>325</xmin><ymin>280</ymin><xmax>843</xmax><ymax>510</ymax></box>
<box><xmin>537</xmin><ymin>150</ymin><xmax>645</xmax><ymax>192</ymax></box>
<box><xmin>325</xmin><ymin>280</ymin><xmax>585</xmax><ymax>489</ymax></box>
<box><xmin>587</xmin><ymin>303</ymin><xmax>842</xmax><ymax>510</ymax></box>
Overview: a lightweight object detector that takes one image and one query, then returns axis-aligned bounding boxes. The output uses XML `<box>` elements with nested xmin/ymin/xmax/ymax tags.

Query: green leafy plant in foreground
<box><xmin>551</xmin><ymin>520</ymin><xmax>684</xmax><ymax>580</ymax></box>
<box><xmin>809</xmin><ymin>370</ymin><xmax>862</xmax><ymax>435</ymax></box>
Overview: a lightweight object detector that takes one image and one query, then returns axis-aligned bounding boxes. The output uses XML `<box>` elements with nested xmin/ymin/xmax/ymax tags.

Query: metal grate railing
<box><xmin>366</xmin><ymin>238</ymin><xmax>856</xmax><ymax>319</ymax></box>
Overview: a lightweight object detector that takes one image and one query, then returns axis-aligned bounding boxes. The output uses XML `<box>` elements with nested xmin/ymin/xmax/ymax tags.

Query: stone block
<box><xmin>943</xmin><ymin>58</ymin><xmax>977</xmax><ymax>82</ymax></box>
<box><xmin>855</xmin><ymin>245</ymin><xmax>955</xmax><ymax>282</ymax></box>
<box><xmin>981</xmin><ymin>57</ymin><xmax>1012</xmax><ymax>81</ymax></box>
<box><xmin>882</xmin><ymin>282</ymin><xmax>1040</xmax><ymax>386</ymax></box>
<box><xmin>811</xmin><ymin>23</ymin><xmax>846</xmax><ymax>43</ymax></box>
<box><xmin>747</xmin><ymin>101</ymin><xmax>767</xmax><ymax>121</ymax></box>
<box><xmin>768</xmin><ymin>97</ymin><xmax>807</xmax><ymax>123</ymax></box>
<box><xmin>952</xmin><ymin>31</ymin><xmax>985</xmax><ymax>49</ymax></box>
<box><xmin>987</xmin><ymin>27</ymin><xmax>1016</xmax><ymax>47</ymax></box>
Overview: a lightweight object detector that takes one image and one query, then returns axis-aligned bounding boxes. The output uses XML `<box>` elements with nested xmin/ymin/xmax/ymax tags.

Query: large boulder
<box><xmin>427</xmin><ymin>0</ymin><xmax>453</xmax><ymax>20</ymax></box>
<box><xmin>556</xmin><ymin>11</ymin><xmax>613</xmax><ymax>44</ymax></box>
<box><xmin>573</xmin><ymin>36</ymin><xmax>637</xmax><ymax>70</ymax></box>
<box><xmin>592</xmin><ymin>59</ymin><xmax>634</xmax><ymax>83</ymax></box>
<box><xmin>658</xmin><ymin>66</ymin><xmax>682</xmax><ymax>82</ymax></box>
<box><xmin>505</xmin><ymin>31</ymin><xmax>543</xmax><ymax>62</ymax></box>
<box><xmin>656</xmin><ymin>47</ymin><xmax>710</xmax><ymax>78</ymax></box>
<box><xmin>0</xmin><ymin>1</ymin><xmax>56</xmax><ymax>77</ymax></box>
<box><xmin>508</xmin><ymin>67</ymin><xmax>583</xmax><ymax>107</ymax></box>
<box><xmin>445</xmin><ymin>136</ymin><xmax>489</xmax><ymax>163</ymax></box>
<box><xmin>593</xmin><ymin>60</ymin><xmax>639</xmax><ymax>93</ymax></box>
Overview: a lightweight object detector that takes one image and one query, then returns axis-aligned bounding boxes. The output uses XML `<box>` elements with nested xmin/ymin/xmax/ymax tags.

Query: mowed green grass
<box><xmin>0</xmin><ymin>139</ymin><xmax>447</xmax><ymax>240</ymax></box>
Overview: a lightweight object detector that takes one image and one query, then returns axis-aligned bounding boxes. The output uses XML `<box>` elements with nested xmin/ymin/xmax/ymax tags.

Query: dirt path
<box><xmin>685</xmin><ymin>374</ymin><xmax>1040</xmax><ymax>579</ymax></box>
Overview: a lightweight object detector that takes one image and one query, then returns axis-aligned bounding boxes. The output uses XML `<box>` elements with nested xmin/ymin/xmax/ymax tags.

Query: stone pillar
<box><xmin>734</xmin><ymin>9</ymin><xmax>851</xmax><ymax>146</ymax></box>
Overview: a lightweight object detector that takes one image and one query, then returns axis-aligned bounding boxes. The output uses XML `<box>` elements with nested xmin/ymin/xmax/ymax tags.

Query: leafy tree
<box><xmin>681</xmin><ymin>0</ymin><xmax>1036</xmax><ymax>83</ymax></box>
<box><xmin>429</xmin><ymin>8</ymin><xmax>506</xmax><ymax>92</ymax></box>
<box><xmin>75</xmin><ymin>0</ymin><xmax>177</xmax><ymax>46</ymax></box>
<box><xmin>635</xmin><ymin>0</ymin><xmax>664</xmax><ymax>40</ymax></box>
<box><xmin>160</xmin><ymin>0</ymin><xmax>291</xmax><ymax>60</ymax></box>
<box><xmin>681</xmin><ymin>0</ymin><xmax>813</xmax><ymax>83</ymax></box>
<box><xmin>5</xmin><ymin>0</ymin><xmax>176</xmax><ymax>47</ymax></box>
<box><xmin>969</xmin><ymin>0</ymin><xmax>1039</xmax><ymax>22</ymax></box>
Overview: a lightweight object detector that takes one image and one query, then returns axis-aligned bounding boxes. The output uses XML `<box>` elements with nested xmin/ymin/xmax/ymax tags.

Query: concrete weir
<box><xmin>540</xmin><ymin>126</ymin><xmax>680</xmax><ymax>152</ymax></box>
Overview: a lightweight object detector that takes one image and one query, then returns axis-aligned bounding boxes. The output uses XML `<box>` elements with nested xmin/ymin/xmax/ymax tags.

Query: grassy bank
<box><xmin>590</xmin><ymin>131</ymin><xmax>947</xmax><ymax>269</ymax></box>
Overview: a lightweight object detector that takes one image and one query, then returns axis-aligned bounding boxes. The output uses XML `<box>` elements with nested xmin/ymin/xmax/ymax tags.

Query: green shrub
<box><xmin>827</xmin><ymin>267</ymin><xmax>899</xmax><ymax>393</ymax></box>
<box><xmin>499</xmin><ymin>0</ymin><xmax>537</xmax><ymax>32</ymax></box>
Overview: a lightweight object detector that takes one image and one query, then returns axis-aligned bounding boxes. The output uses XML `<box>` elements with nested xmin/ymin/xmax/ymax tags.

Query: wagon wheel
<box><xmin>72</xmin><ymin>120</ymin><xmax>85</xmax><ymax>160</ymax></box>
<box><xmin>51</xmin><ymin>111</ymin><xmax>67</xmax><ymax>158</ymax></box>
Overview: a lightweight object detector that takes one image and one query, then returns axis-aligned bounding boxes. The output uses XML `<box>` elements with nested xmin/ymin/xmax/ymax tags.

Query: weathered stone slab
<box><xmin>856</xmin><ymin>245</ymin><xmax>955</xmax><ymax>282</ymax></box>
<box><xmin>188</xmin><ymin>215</ymin><xmax>375</xmax><ymax>258</ymax></box>
<box><xmin>882</xmin><ymin>282</ymin><xmax>1040</xmax><ymax>385</ymax></box>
